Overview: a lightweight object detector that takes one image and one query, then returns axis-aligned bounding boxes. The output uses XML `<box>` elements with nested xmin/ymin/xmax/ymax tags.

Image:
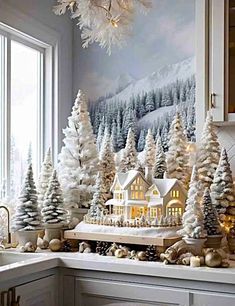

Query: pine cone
<box><xmin>62</xmin><ymin>240</ymin><xmax>72</xmax><ymax>252</ymax></box>
<box><xmin>96</xmin><ymin>241</ymin><xmax>110</xmax><ymax>256</ymax></box>
<box><xmin>145</xmin><ymin>245</ymin><xmax>158</xmax><ymax>262</ymax></box>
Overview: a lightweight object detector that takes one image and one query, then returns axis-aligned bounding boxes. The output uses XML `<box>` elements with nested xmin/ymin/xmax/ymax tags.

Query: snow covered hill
<box><xmin>97</xmin><ymin>57</ymin><xmax>195</xmax><ymax>105</ymax></box>
<box><xmin>138</xmin><ymin>105</ymin><xmax>175</xmax><ymax>128</ymax></box>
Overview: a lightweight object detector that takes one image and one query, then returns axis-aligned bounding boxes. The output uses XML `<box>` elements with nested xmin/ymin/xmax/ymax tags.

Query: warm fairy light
<box><xmin>110</xmin><ymin>19</ymin><xmax>118</xmax><ymax>27</ymax></box>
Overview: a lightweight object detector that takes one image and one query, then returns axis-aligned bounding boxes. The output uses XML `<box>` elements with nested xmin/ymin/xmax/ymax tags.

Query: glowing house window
<box><xmin>130</xmin><ymin>176</ymin><xmax>145</xmax><ymax>199</ymax></box>
<box><xmin>113</xmin><ymin>206</ymin><xmax>124</xmax><ymax>215</ymax></box>
<box><xmin>171</xmin><ymin>190</ymin><xmax>180</xmax><ymax>198</ymax></box>
<box><xmin>150</xmin><ymin>207</ymin><xmax>162</xmax><ymax>218</ymax></box>
<box><xmin>114</xmin><ymin>193</ymin><xmax>123</xmax><ymax>201</ymax></box>
<box><xmin>168</xmin><ymin>207</ymin><xmax>182</xmax><ymax>216</ymax></box>
<box><xmin>153</xmin><ymin>190</ymin><xmax>159</xmax><ymax>195</ymax></box>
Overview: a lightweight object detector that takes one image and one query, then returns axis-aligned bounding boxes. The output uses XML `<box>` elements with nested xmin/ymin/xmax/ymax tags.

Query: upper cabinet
<box><xmin>196</xmin><ymin>0</ymin><xmax>235</xmax><ymax>129</ymax></box>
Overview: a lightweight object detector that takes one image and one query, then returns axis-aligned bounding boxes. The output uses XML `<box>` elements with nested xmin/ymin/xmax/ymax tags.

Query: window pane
<box><xmin>10</xmin><ymin>40</ymin><xmax>41</xmax><ymax>199</ymax></box>
<box><xmin>0</xmin><ymin>35</ymin><xmax>5</xmax><ymax>199</ymax></box>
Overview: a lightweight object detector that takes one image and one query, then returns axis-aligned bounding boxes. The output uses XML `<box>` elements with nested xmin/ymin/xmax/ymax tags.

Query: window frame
<box><xmin>0</xmin><ymin>19</ymin><xmax>57</xmax><ymax>199</ymax></box>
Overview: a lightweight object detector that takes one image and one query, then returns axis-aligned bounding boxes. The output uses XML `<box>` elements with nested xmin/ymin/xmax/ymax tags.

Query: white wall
<box><xmin>0</xmin><ymin>0</ymin><xmax>73</xmax><ymax>153</ymax></box>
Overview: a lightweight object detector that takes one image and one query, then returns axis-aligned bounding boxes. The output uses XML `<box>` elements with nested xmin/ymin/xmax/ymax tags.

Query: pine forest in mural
<box><xmin>78</xmin><ymin>0</ymin><xmax>196</xmax><ymax>152</ymax></box>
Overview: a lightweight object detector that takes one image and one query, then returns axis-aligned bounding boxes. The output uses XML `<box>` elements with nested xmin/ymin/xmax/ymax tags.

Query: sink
<box><xmin>0</xmin><ymin>252</ymin><xmax>39</xmax><ymax>267</ymax></box>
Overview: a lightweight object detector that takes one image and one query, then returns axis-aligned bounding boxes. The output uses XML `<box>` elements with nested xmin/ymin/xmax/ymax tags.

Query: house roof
<box><xmin>110</xmin><ymin>170</ymin><xmax>150</xmax><ymax>191</ymax></box>
<box><xmin>147</xmin><ymin>179</ymin><xmax>187</xmax><ymax>197</ymax></box>
<box><xmin>105</xmin><ymin>199</ymin><xmax>125</xmax><ymax>206</ymax></box>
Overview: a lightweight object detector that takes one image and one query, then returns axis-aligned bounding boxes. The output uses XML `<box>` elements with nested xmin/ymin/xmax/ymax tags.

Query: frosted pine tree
<box><xmin>137</xmin><ymin>129</ymin><xmax>146</xmax><ymax>152</ymax></box>
<box><xmin>37</xmin><ymin>148</ymin><xmax>53</xmax><ymax>208</ymax></box>
<box><xmin>87</xmin><ymin>172</ymin><xmax>107</xmax><ymax>219</ymax></box>
<box><xmin>210</xmin><ymin>148</ymin><xmax>234</xmax><ymax>216</ymax></box>
<box><xmin>119</xmin><ymin>129</ymin><xmax>138</xmax><ymax>172</ymax></box>
<box><xmin>161</xmin><ymin>125</ymin><xmax>169</xmax><ymax>152</ymax></box>
<box><xmin>96</xmin><ymin>118</ymin><xmax>105</xmax><ymax>152</ymax></box>
<box><xmin>42</xmin><ymin>170</ymin><xmax>67</xmax><ymax>225</ymax></box>
<box><xmin>202</xmin><ymin>188</ymin><xmax>221</xmax><ymax>236</ymax></box>
<box><xmin>12</xmin><ymin>164</ymin><xmax>41</xmax><ymax>231</ymax></box>
<box><xmin>197</xmin><ymin>113</ymin><xmax>220</xmax><ymax>189</ymax></box>
<box><xmin>111</xmin><ymin>119</ymin><xmax>117</xmax><ymax>152</ymax></box>
<box><xmin>178</xmin><ymin>167</ymin><xmax>206</xmax><ymax>239</ymax></box>
<box><xmin>153</xmin><ymin>138</ymin><xmax>166</xmax><ymax>179</ymax></box>
<box><xmin>99</xmin><ymin>129</ymin><xmax>116</xmax><ymax>200</ymax></box>
<box><xmin>143</xmin><ymin>129</ymin><xmax>156</xmax><ymax>168</ymax></box>
<box><xmin>58</xmin><ymin>90</ymin><xmax>99</xmax><ymax>209</ymax></box>
<box><xmin>166</xmin><ymin>112</ymin><xmax>189</xmax><ymax>188</ymax></box>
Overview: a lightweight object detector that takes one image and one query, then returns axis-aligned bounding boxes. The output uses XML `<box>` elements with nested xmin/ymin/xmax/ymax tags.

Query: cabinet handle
<box><xmin>210</xmin><ymin>93</ymin><xmax>216</xmax><ymax>109</ymax></box>
<box><xmin>1</xmin><ymin>291</ymin><xmax>8</xmax><ymax>306</ymax></box>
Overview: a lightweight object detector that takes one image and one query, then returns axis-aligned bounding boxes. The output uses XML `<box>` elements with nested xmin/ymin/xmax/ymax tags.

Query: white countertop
<box><xmin>0</xmin><ymin>250</ymin><xmax>235</xmax><ymax>285</ymax></box>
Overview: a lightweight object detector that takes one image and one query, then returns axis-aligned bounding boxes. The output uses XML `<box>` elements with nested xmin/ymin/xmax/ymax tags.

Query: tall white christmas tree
<box><xmin>197</xmin><ymin>113</ymin><xmax>220</xmax><ymax>189</ymax></box>
<box><xmin>178</xmin><ymin>166</ymin><xmax>206</xmax><ymax>239</ymax></box>
<box><xmin>153</xmin><ymin>138</ymin><xmax>166</xmax><ymax>179</ymax></box>
<box><xmin>99</xmin><ymin>129</ymin><xmax>116</xmax><ymax>200</ymax></box>
<box><xmin>58</xmin><ymin>90</ymin><xmax>99</xmax><ymax>209</ymax></box>
<box><xmin>210</xmin><ymin>148</ymin><xmax>234</xmax><ymax>216</ymax></box>
<box><xmin>166</xmin><ymin>112</ymin><xmax>189</xmax><ymax>188</ymax></box>
<box><xmin>119</xmin><ymin>128</ymin><xmax>138</xmax><ymax>172</ymax></box>
<box><xmin>37</xmin><ymin>148</ymin><xmax>53</xmax><ymax>208</ymax></box>
<box><xmin>87</xmin><ymin>171</ymin><xmax>107</xmax><ymax>219</ymax></box>
<box><xmin>143</xmin><ymin>129</ymin><xmax>156</xmax><ymax>169</ymax></box>
<box><xmin>12</xmin><ymin>164</ymin><xmax>41</xmax><ymax>231</ymax></box>
<box><xmin>42</xmin><ymin>170</ymin><xmax>68</xmax><ymax>225</ymax></box>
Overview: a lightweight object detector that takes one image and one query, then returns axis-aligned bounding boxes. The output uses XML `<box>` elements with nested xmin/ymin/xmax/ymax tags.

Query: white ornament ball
<box><xmin>24</xmin><ymin>242</ymin><xmax>37</xmax><ymax>252</ymax></box>
<box><xmin>83</xmin><ymin>247</ymin><xmax>91</xmax><ymax>253</ymax></box>
<box><xmin>37</xmin><ymin>238</ymin><xmax>49</xmax><ymax>250</ymax></box>
<box><xmin>49</xmin><ymin>239</ymin><xmax>62</xmax><ymax>252</ymax></box>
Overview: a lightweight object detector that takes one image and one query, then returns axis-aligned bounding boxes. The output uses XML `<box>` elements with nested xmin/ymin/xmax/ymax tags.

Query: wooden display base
<box><xmin>64</xmin><ymin>229</ymin><xmax>181</xmax><ymax>252</ymax></box>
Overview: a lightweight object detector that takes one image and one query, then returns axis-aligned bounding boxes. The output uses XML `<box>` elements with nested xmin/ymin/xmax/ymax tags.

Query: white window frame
<box><xmin>0</xmin><ymin>4</ymin><xmax>60</xmax><ymax>198</ymax></box>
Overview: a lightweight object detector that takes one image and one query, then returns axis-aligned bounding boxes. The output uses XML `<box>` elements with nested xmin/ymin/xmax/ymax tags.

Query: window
<box><xmin>150</xmin><ymin>207</ymin><xmax>162</xmax><ymax>219</ymax></box>
<box><xmin>0</xmin><ymin>24</ymin><xmax>51</xmax><ymax>201</ymax></box>
<box><xmin>113</xmin><ymin>206</ymin><xmax>124</xmax><ymax>215</ymax></box>
<box><xmin>114</xmin><ymin>192</ymin><xmax>123</xmax><ymax>201</ymax></box>
<box><xmin>171</xmin><ymin>190</ymin><xmax>180</xmax><ymax>198</ymax></box>
<box><xmin>153</xmin><ymin>190</ymin><xmax>159</xmax><ymax>195</ymax></box>
<box><xmin>168</xmin><ymin>207</ymin><xmax>182</xmax><ymax>217</ymax></box>
<box><xmin>130</xmin><ymin>176</ymin><xmax>145</xmax><ymax>199</ymax></box>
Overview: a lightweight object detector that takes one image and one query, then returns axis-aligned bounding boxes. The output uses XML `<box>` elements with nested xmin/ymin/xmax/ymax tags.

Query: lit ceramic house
<box><xmin>105</xmin><ymin>170</ymin><xmax>187</xmax><ymax>221</ymax></box>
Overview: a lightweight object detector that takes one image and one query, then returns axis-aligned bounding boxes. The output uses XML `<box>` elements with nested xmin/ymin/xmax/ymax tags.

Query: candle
<box><xmin>190</xmin><ymin>256</ymin><xmax>201</xmax><ymax>267</ymax></box>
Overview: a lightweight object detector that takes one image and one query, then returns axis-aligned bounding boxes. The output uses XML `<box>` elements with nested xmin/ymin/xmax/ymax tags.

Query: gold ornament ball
<box><xmin>137</xmin><ymin>251</ymin><xmax>146</xmax><ymax>261</ymax></box>
<box><xmin>49</xmin><ymin>239</ymin><xmax>62</xmax><ymax>252</ymax></box>
<box><xmin>115</xmin><ymin>249</ymin><xmax>125</xmax><ymax>258</ymax></box>
<box><xmin>205</xmin><ymin>250</ymin><xmax>222</xmax><ymax>268</ymax></box>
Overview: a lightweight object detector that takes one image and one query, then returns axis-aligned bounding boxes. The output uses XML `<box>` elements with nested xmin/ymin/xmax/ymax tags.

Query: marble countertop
<box><xmin>0</xmin><ymin>250</ymin><xmax>235</xmax><ymax>285</ymax></box>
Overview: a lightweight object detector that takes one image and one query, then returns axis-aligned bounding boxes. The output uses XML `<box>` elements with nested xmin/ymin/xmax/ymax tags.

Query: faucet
<box><xmin>0</xmin><ymin>205</ymin><xmax>11</xmax><ymax>244</ymax></box>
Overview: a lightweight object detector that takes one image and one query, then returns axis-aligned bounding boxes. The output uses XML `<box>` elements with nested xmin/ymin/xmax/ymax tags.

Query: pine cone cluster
<box><xmin>96</xmin><ymin>241</ymin><xmax>110</xmax><ymax>256</ymax></box>
<box><xmin>62</xmin><ymin>240</ymin><xmax>72</xmax><ymax>252</ymax></box>
<box><xmin>145</xmin><ymin>245</ymin><xmax>158</xmax><ymax>262</ymax></box>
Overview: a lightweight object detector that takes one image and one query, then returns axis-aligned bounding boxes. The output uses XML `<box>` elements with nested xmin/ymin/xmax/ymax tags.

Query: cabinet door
<box><xmin>75</xmin><ymin>278</ymin><xmax>190</xmax><ymax>306</ymax></box>
<box><xmin>15</xmin><ymin>275</ymin><xmax>57</xmax><ymax>306</ymax></box>
<box><xmin>192</xmin><ymin>291</ymin><xmax>235</xmax><ymax>306</ymax></box>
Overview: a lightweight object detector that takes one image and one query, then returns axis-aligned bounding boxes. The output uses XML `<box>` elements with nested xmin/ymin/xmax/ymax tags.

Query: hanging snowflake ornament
<box><xmin>53</xmin><ymin>0</ymin><xmax>152</xmax><ymax>55</ymax></box>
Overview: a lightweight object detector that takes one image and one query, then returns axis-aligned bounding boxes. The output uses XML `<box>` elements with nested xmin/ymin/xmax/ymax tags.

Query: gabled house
<box><xmin>105</xmin><ymin>170</ymin><xmax>187</xmax><ymax>221</ymax></box>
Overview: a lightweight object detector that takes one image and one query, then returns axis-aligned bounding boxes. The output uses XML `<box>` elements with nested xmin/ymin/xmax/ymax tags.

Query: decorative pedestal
<box><xmin>44</xmin><ymin>224</ymin><xmax>63</xmax><ymax>242</ymax></box>
<box><xmin>15</xmin><ymin>230</ymin><xmax>39</xmax><ymax>247</ymax></box>
<box><xmin>183</xmin><ymin>237</ymin><xmax>207</xmax><ymax>254</ymax></box>
<box><xmin>205</xmin><ymin>235</ymin><xmax>223</xmax><ymax>249</ymax></box>
<box><xmin>70</xmin><ymin>208</ymin><xmax>88</xmax><ymax>222</ymax></box>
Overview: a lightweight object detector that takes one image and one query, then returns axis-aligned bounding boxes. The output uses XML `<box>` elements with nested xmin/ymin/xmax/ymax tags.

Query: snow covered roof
<box><xmin>105</xmin><ymin>199</ymin><xmax>125</xmax><ymax>206</ymax></box>
<box><xmin>126</xmin><ymin>200</ymin><xmax>148</xmax><ymax>206</ymax></box>
<box><xmin>148</xmin><ymin>178</ymin><xmax>187</xmax><ymax>197</ymax></box>
<box><xmin>110</xmin><ymin>170</ymin><xmax>150</xmax><ymax>191</ymax></box>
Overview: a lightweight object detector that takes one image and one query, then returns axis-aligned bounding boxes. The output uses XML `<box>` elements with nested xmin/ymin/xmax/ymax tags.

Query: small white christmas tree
<box><xmin>143</xmin><ymin>129</ymin><xmax>156</xmax><ymax>168</ymax></box>
<box><xmin>210</xmin><ymin>148</ymin><xmax>234</xmax><ymax>216</ymax></box>
<box><xmin>58</xmin><ymin>90</ymin><xmax>99</xmax><ymax>209</ymax></box>
<box><xmin>87</xmin><ymin>172</ymin><xmax>107</xmax><ymax>219</ymax></box>
<box><xmin>119</xmin><ymin>129</ymin><xmax>138</xmax><ymax>172</ymax></box>
<box><xmin>37</xmin><ymin>148</ymin><xmax>53</xmax><ymax>208</ymax></box>
<box><xmin>166</xmin><ymin>112</ymin><xmax>189</xmax><ymax>188</ymax></box>
<box><xmin>202</xmin><ymin>188</ymin><xmax>221</xmax><ymax>236</ymax></box>
<box><xmin>178</xmin><ymin>166</ymin><xmax>206</xmax><ymax>239</ymax></box>
<box><xmin>42</xmin><ymin>170</ymin><xmax>68</xmax><ymax>225</ymax></box>
<box><xmin>197</xmin><ymin>113</ymin><xmax>220</xmax><ymax>189</ymax></box>
<box><xmin>99</xmin><ymin>129</ymin><xmax>116</xmax><ymax>200</ymax></box>
<box><xmin>153</xmin><ymin>138</ymin><xmax>166</xmax><ymax>179</ymax></box>
<box><xmin>12</xmin><ymin>164</ymin><xmax>41</xmax><ymax>231</ymax></box>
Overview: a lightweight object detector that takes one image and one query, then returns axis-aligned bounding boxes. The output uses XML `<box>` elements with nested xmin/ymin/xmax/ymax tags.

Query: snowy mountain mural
<box><xmin>89</xmin><ymin>57</ymin><xmax>195</xmax><ymax>152</ymax></box>
<box><xmin>77</xmin><ymin>0</ymin><xmax>196</xmax><ymax>153</ymax></box>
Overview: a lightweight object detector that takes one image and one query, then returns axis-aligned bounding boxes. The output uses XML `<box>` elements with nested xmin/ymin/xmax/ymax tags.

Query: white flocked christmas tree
<box><xmin>99</xmin><ymin>129</ymin><xmax>116</xmax><ymax>200</ymax></box>
<box><xmin>143</xmin><ymin>129</ymin><xmax>156</xmax><ymax>169</ymax></box>
<box><xmin>153</xmin><ymin>138</ymin><xmax>166</xmax><ymax>179</ymax></box>
<box><xmin>12</xmin><ymin>164</ymin><xmax>41</xmax><ymax>232</ymax></box>
<box><xmin>197</xmin><ymin>112</ymin><xmax>220</xmax><ymax>189</ymax></box>
<box><xmin>178</xmin><ymin>166</ymin><xmax>206</xmax><ymax>239</ymax></box>
<box><xmin>42</xmin><ymin>170</ymin><xmax>68</xmax><ymax>226</ymax></box>
<box><xmin>202</xmin><ymin>188</ymin><xmax>221</xmax><ymax>236</ymax></box>
<box><xmin>210</xmin><ymin>148</ymin><xmax>234</xmax><ymax>216</ymax></box>
<box><xmin>166</xmin><ymin>112</ymin><xmax>189</xmax><ymax>188</ymax></box>
<box><xmin>119</xmin><ymin>128</ymin><xmax>138</xmax><ymax>172</ymax></box>
<box><xmin>37</xmin><ymin>148</ymin><xmax>53</xmax><ymax>208</ymax></box>
<box><xmin>87</xmin><ymin>171</ymin><xmax>107</xmax><ymax>219</ymax></box>
<box><xmin>58</xmin><ymin>90</ymin><xmax>99</xmax><ymax>209</ymax></box>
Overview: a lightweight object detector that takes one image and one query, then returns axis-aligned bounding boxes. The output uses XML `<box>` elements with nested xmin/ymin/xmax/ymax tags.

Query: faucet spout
<box><xmin>0</xmin><ymin>205</ymin><xmax>11</xmax><ymax>244</ymax></box>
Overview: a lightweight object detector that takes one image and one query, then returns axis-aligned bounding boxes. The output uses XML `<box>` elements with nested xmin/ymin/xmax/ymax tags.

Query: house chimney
<box><xmin>145</xmin><ymin>166</ymin><xmax>153</xmax><ymax>184</ymax></box>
